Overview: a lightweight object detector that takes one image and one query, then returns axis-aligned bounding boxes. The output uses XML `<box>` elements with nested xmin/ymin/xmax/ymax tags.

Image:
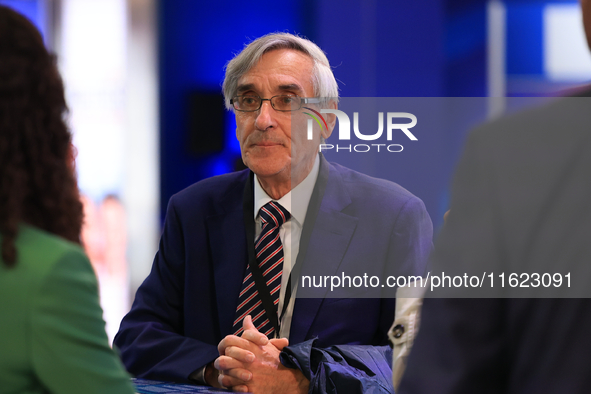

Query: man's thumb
<box><xmin>243</xmin><ymin>315</ymin><xmax>256</xmax><ymax>331</ymax></box>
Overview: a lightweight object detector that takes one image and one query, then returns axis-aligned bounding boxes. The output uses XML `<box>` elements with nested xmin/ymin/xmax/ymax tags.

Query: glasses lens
<box><xmin>272</xmin><ymin>95</ymin><xmax>301</xmax><ymax>111</ymax></box>
<box><xmin>234</xmin><ymin>95</ymin><xmax>261</xmax><ymax>111</ymax></box>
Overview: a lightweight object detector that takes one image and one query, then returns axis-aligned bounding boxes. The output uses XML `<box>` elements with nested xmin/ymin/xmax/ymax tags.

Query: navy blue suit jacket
<box><xmin>114</xmin><ymin>155</ymin><xmax>433</xmax><ymax>383</ymax></box>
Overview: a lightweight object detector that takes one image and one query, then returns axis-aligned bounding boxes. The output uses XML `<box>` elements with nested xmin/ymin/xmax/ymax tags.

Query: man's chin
<box><xmin>246</xmin><ymin>162</ymin><xmax>291</xmax><ymax>180</ymax></box>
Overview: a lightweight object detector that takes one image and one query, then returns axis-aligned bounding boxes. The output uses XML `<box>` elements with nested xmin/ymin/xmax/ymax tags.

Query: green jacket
<box><xmin>0</xmin><ymin>225</ymin><xmax>134</xmax><ymax>394</ymax></box>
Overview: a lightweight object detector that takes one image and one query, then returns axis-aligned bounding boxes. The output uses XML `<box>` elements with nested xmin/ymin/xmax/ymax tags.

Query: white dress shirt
<box><xmin>190</xmin><ymin>155</ymin><xmax>320</xmax><ymax>383</ymax></box>
<box><xmin>253</xmin><ymin>154</ymin><xmax>319</xmax><ymax>339</ymax></box>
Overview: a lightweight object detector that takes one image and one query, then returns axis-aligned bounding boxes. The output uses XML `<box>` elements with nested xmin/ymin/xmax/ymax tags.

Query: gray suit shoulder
<box><xmin>470</xmin><ymin>94</ymin><xmax>591</xmax><ymax>150</ymax></box>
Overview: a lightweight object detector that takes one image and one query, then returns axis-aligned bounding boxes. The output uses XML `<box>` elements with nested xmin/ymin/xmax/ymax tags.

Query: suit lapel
<box><xmin>289</xmin><ymin>157</ymin><xmax>358</xmax><ymax>344</ymax></box>
<box><xmin>207</xmin><ymin>173</ymin><xmax>250</xmax><ymax>338</ymax></box>
<box><xmin>206</xmin><ymin>161</ymin><xmax>358</xmax><ymax>342</ymax></box>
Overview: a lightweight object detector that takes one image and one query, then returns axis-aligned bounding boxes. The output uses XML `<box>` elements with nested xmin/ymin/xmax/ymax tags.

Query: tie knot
<box><xmin>259</xmin><ymin>201</ymin><xmax>290</xmax><ymax>227</ymax></box>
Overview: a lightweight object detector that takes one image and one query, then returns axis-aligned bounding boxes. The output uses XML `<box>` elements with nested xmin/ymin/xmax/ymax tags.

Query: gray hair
<box><xmin>222</xmin><ymin>32</ymin><xmax>339</xmax><ymax>110</ymax></box>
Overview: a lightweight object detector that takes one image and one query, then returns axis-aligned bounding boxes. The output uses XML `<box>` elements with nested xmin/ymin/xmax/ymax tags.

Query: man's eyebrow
<box><xmin>278</xmin><ymin>84</ymin><xmax>303</xmax><ymax>93</ymax></box>
<box><xmin>235</xmin><ymin>83</ymin><xmax>304</xmax><ymax>94</ymax></box>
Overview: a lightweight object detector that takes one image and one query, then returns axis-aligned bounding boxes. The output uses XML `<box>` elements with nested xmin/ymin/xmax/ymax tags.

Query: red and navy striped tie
<box><xmin>232</xmin><ymin>201</ymin><xmax>290</xmax><ymax>338</ymax></box>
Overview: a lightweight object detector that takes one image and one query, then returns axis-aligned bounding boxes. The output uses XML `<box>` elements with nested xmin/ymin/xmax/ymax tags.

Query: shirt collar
<box><xmin>253</xmin><ymin>154</ymin><xmax>320</xmax><ymax>226</ymax></box>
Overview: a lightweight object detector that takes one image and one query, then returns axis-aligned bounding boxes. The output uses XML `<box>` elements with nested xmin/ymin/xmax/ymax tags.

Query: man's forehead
<box><xmin>235</xmin><ymin>49</ymin><xmax>314</xmax><ymax>94</ymax></box>
<box><xmin>236</xmin><ymin>82</ymin><xmax>305</xmax><ymax>94</ymax></box>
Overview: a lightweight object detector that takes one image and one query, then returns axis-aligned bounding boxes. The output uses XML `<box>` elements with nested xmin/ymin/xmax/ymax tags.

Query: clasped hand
<box><xmin>210</xmin><ymin>316</ymin><xmax>309</xmax><ymax>394</ymax></box>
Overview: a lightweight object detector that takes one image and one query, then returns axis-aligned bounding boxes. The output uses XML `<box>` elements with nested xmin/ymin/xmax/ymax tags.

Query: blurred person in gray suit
<box><xmin>398</xmin><ymin>1</ymin><xmax>591</xmax><ymax>393</ymax></box>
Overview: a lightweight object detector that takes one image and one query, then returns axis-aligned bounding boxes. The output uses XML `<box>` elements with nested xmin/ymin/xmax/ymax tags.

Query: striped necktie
<box><xmin>232</xmin><ymin>201</ymin><xmax>290</xmax><ymax>338</ymax></box>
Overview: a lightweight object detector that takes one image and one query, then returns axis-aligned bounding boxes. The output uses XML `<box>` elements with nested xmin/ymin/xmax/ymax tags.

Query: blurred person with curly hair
<box><xmin>0</xmin><ymin>5</ymin><xmax>134</xmax><ymax>394</ymax></box>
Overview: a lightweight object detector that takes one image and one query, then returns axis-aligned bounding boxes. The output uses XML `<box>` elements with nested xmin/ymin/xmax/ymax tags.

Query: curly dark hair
<box><xmin>0</xmin><ymin>6</ymin><xmax>83</xmax><ymax>267</ymax></box>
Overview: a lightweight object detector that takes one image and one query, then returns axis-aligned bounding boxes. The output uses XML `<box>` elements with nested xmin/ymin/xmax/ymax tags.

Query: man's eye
<box><xmin>280</xmin><ymin>96</ymin><xmax>294</xmax><ymax>104</ymax></box>
<box><xmin>242</xmin><ymin>96</ymin><xmax>258</xmax><ymax>105</ymax></box>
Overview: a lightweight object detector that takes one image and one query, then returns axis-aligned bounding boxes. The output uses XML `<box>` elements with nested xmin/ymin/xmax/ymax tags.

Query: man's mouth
<box><xmin>254</xmin><ymin>141</ymin><xmax>281</xmax><ymax>147</ymax></box>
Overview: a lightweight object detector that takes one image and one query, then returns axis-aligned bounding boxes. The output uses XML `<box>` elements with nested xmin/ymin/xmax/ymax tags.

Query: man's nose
<box><xmin>254</xmin><ymin>100</ymin><xmax>278</xmax><ymax>131</ymax></box>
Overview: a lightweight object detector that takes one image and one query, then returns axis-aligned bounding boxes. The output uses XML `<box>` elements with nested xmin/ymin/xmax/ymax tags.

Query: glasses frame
<box><xmin>230</xmin><ymin>94</ymin><xmax>321</xmax><ymax>112</ymax></box>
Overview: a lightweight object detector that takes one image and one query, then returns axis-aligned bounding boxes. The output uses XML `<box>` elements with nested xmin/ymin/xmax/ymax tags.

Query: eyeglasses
<box><xmin>230</xmin><ymin>94</ymin><xmax>320</xmax><ymax>112</ymax></box>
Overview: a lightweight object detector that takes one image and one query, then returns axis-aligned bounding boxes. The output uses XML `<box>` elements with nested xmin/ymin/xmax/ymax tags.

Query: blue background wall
<box><xmin>157</xmin><ymin>0</ymin><xmax>492</xmax><ymax>232</ymax></box>
<box><xmin>0</xmin><ymin>0</ymin><xmax>47</xmax><ymax>38</ymax></box>
<box><xmin>158</xmin><ymin>1</ymin><xmax>302</xmax><ymax>220</ymax></box>
<box><xmin>3</xmin><ymin>0</ymin><xmax>582</xmax><ymax>232</ymax></box>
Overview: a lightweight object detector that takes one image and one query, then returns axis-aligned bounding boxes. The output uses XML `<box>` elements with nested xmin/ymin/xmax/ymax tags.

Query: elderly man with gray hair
<box><xmin>115</xmin><ymin>32</ymin><xmax>432</xmax><ymax>394</ymax></box>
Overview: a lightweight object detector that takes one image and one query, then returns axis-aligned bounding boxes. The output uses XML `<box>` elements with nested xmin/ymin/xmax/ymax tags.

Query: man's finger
<box><xmin>230</xmin><ymin>384</ymin><xmax>250</xmax><ymax>393</ymax></box>
<box><xmin>241</xmin><ymin>315</ymin><xmax>268</xmax><ymax>346</ymax></box>
<box><xmin>243</xmin><ymin>315</ymin><xmax>256</xmax><ymax>331</ymax></box>
<box><xmin>219</xmin><ymin>372</ymin><xmax>248</xmax><ymax>389</ymax></box>
<box><xmin>218</xmin><ymin>334</ymin><xmax>258</xmax><ymax>356</ymax></box>
<box><xmin>242</xmin><ymin>329</ymin><xmax>268</xmax><ymax>346</ymax></box>
<box><xmin>216</xmin><ymin>364</ymin><xmax>252</xmax><ymax>383</ymax></box>
<box><xmin>214</xmin><ymin>355</ymin><xmax>248</xmax><ymax>372</ymax></box>
<box><xmin>269</xmin><ymin>337</ymin><xmax>289</xmax><ymax>350</ymax></box>
<box><xmin>225</xmin><ymin>345</ymin><xmax>255</xmax><ymax>363</ymax></box>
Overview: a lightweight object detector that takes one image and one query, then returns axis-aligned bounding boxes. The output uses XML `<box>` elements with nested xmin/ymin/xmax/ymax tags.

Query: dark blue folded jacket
<box><xmin>280</xmin><ymin>339</ymin><xmax>394</xmax><ymax>394</ymax></box>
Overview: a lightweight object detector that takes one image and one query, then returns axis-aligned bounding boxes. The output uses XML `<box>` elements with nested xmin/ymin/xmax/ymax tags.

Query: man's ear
<box><xmin>322</xmin><ymin>99</ymin><xmax>338</xmax><ymax>140</ymax></box>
